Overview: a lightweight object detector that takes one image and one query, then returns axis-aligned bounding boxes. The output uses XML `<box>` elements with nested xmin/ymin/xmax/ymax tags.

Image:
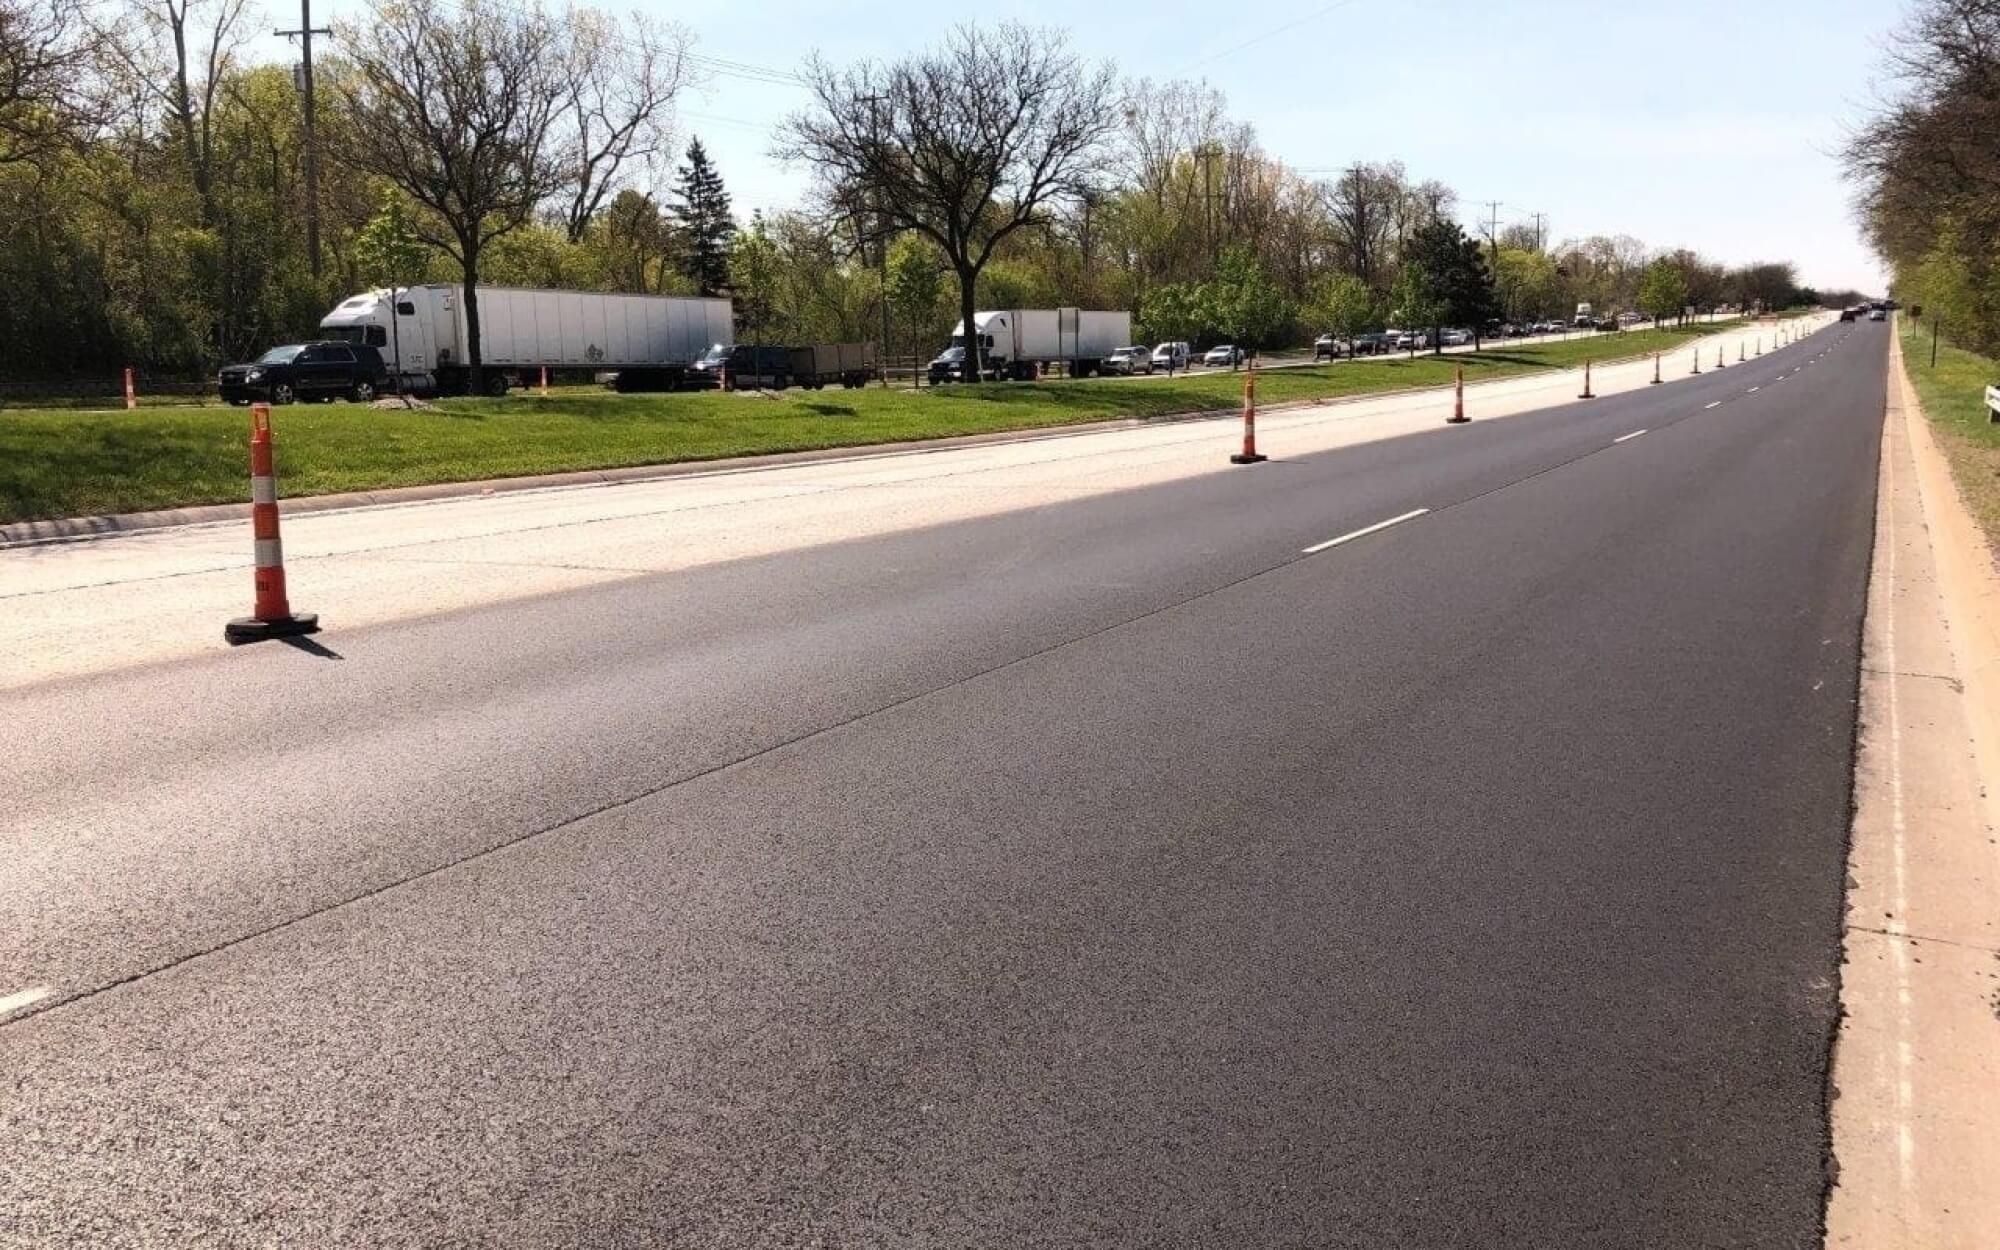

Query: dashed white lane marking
<box><xmin>0</xmin><ymin>986</ymin><xmax>52</xmax><ymax>1017</ymax></box>
<box><xmin>1705</xmin><ymin>401</ymin><xmax>1723</xmax><ymax>410</ymax></box>
<box><xmin>1748</xmin><ymin>386</ymin><xmax>1761</xmax><ymax>393</ymax></box>
<box><xmin>1613</xmin><ymin>429</ymin><xmax>1647</xmax><ymax>444</ymax></box>
<box><xmin>1303</xmin><ymin>508</ymin><xmax>1429</xmax><ymax>554</ymax></box>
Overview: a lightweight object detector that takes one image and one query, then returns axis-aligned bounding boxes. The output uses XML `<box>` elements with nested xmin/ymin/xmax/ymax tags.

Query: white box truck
<box><xmin>317</xmin><ymin>285</ymin><xmax>734</xmax><ymax>395</ymax></box>
<box><xmin>929</xmin><ymin>307</ymin><xmax>1133</xmax><ymax>382</ymax></box>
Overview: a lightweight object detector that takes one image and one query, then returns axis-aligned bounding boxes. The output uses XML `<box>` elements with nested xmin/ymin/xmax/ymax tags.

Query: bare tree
<box><xmin>779</xmin><ymin>23</ymin><xmax>1118</xmax><ymax>382</ymax></box>
<box><xmin>108</xmin><ymin>0</ymin><xmax>248</xmax><ymax>223</ymax></box>
<box><xmin>334</xmin><ymin>0</ymin><xmax>569</xmax><ymax>395</ymax></box>
<box><xmin>1</xmin><ymin>0</ymin><xmax>108</xmax><ymax>165</ymax></box>
<box><xmin>555</xmin><ymin>7</ymin><xmax>690</xmax><ymax>244</ymax></box>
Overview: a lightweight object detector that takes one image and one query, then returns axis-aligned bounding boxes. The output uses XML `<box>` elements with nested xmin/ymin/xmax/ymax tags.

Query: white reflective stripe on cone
<box><xmin>251</xmin><ymin>477</ymin><xmax>277</xmax><ymax>505</ymax></box>
<box><xmin>254</xmin><ymin>538</ymin><xmax>283</xmax><ymax>568</ymax></box>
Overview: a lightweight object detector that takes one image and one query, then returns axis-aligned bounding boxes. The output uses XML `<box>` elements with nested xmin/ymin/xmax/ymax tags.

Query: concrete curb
<box><xmin>0</xmin><ymin>323</ymin><xmax>1767</xmax><ymax>549</ymax></box>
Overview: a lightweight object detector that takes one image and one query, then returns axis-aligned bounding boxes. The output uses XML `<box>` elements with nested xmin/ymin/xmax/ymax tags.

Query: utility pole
<box><xmin>1483</xmin><ymin>200</ymin><xmax>1501</xmax><ymax>262</ymax></box>
<box><xmin>277</xmin><ymin>0</ymin><xmax>331</xmax><ymax>279</ymax></box>
<box><xmin>1530</xmin><ymin>212</ymin><xmax>1547</xmax><ymax>254</ymax></box>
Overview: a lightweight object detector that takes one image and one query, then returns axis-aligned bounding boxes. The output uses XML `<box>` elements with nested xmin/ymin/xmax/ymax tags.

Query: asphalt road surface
<box><xmin>1</xmin><ymin>320</ymin><xmax>1885</xmax><ymax>1247</ymax></box>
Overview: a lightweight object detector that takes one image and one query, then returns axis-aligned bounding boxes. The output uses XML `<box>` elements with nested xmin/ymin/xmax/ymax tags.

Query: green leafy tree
<box><xmin>1492</xmin><ymin>247</ymin><xmax>1558</xmax><ymax>323</ymax></box>
<box><xmin>1636</xmin><ymin>258</ymin><xmax>1689</xmax><ymax>326</ymax></box>
<box><xmin>728</xmin><ymin>211</ymin><xmax>781</xmax><ymax>342</ymax></box>
<box><xmin>886</xmin><ymin>233</ymin><xmax>946</xmax><ymax>361</ymax></box>
<box><xmin>1307</xmin><ymin>271</ymin><xmax>1373</xmax><ymax>352</ymax></box>
<box><xmin>1388</xmin><ymin>261</ymin><xmax>1445</xmax><ymax>355</ymax></box>
<box><xmin>1203</xmin><ymin>243</ymin><xmax>1289</xmax><ymax>359</ymax></box>
<box><xmin>670</xmin><ymin>136</ymin><xmax>734</xmax><ymax>296</ymax></box>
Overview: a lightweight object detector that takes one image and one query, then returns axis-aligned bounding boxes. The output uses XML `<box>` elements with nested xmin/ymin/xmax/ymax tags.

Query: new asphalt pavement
<box><xmin>0</xmin><ymin>319</ymin><xmax>1885</xmax><ymax>1247</ymax></box>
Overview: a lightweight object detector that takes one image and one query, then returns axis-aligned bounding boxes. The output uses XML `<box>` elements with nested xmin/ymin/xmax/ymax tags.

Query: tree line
<box><xmin>2</xmin><ymin>1</ymin><xmax>1822</xmax><ymax>385</ymax></box>
<box><xmin>1847</xmin><ymin>0</ymin><xmax>2000</xmax><ymax>355</ymax></box>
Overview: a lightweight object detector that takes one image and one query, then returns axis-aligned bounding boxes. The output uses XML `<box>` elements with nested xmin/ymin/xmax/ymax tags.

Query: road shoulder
<box><xmin>1826</xmin><ymin>329</ymin><xmax>2000</xmax><ymax>1246</ymax></box>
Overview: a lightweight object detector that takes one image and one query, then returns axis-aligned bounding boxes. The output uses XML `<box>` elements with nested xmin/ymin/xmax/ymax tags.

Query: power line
<box><xmin>1176</xmin><ymin>0</ymin><xmax>1368</xmax><ymax>74</ymax></box>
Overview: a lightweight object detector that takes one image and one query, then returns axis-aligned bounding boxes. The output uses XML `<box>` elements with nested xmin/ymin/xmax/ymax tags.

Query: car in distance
<box><xmin>1838</xmin><ymin>308</ymin><xmax>1858</xmax><ymax>322</ymax></box>
<box><xmin>1103</xmin><ymin>346</ymin><xmax>1155</xmax><ymax>375</ymax></box>
<box><xmin>1314</xmin><ymin>334</ymin><xmax>1348</xmax><ymax>361</ymax></box>
<box><xmin>1868</xmin><ymin>308</ymin><xmax>1887</xmax><ymax>321</ymax></box>
<box><xmin>1439</xmin><ymin>328</ymin><xmax>1473</xmax><ymax>348</ymax></box>
<box><xmin>218</xmin><ymin>341</ymin><xmax>389</xmax><ymax>405</ymax></box>
<box><xmin>1351</xmin><ymin>332</ymin><xmax>1391</xmax><ymax>356</ymax></box>
<box><xmin>1203</xmin><ymin>344</ymin><xmax>1245</xmax><ymax>367</ymax></box>
<box><xmin>1151</xmin><ymin>341</ymin><xmax>1192</xmax><ymax>371</ymax></box>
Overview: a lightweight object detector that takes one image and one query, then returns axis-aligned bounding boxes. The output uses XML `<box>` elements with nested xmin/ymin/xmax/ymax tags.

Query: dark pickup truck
<box><xmin>219</xmin><ymin>341</ymin><xmax>389</xmax><ymax>405</ymax></box>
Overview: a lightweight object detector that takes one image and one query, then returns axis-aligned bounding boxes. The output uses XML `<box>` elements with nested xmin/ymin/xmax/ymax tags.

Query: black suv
<box><xmin>219</xmin><ymin>341</ymin><xmax>389</xmax><ymax>405</ymax></box>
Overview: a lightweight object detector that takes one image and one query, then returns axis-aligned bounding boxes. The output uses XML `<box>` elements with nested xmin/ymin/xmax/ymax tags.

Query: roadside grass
<box><xmin>1898</xmin><ymin>314</ymin><xmax>2000</xmax><ymax>547</ymax></box>
<box><xmin>1</xmin><ymin>320</ymin><xmax>1739</xmax><ymax>523</ymax></box>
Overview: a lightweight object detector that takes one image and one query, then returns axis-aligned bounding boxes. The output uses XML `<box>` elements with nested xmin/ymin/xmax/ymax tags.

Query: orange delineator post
<box><xmin>1447</xmin><ymin>366</ymin><xmax>1468</xmax><ymax>423</ymax></box>
<box><xmin>1577</xmin><ymin>359</ymin><xmax>1595</xmax><ymax>399</ymax></box>
<box><xmin>123</xmin><ymin>367</ymin><xmax>136</xmax><ymax>411</ymax></box>
<box><xmin>1738</xmin><ymin>341</ymin><xmax>1746</xmax><ymax>362</ymax></box>
<box><xmin>539</xmin><ymin>365</ymin><xmax>549</xmax><ymax>396</ymax></box>
<box><xmin>224</xmin><ymin>404</ymin><xmax>319</xmax><ymax>643</ymax></box>
<box><xmin>1230</xmin><ymin>359</ymin><xmax>1267</xmax><ymax>464</ymax></box>
<box><xmin>1716</xmin><ymin>344</ymin><xmax>1726</xmax><ymax>369</ymax></box>
<box><xmin>1651</xmin><ymin>353</ymin><xmax>1662</xmax><ymax>385</ymax></box>
<box><xmin>1692</xmin><ymin>348</ymin><xmax>1702</xmax><ymax>375</ymax></box>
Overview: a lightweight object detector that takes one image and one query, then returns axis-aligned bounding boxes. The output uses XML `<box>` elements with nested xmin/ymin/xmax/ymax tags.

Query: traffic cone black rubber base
<box><xmin>225</xmin><ymin>613</ymin><xmax>320</xmax><ymax>644</ymax></box>
<box><xmin>1229</xmin><ymin>452</ymin><xmax>1268</xmax><ymax>464</ymax></box>
<box><xmin>1446</xmin><ymin>415</ymin><xmax>1470</xmax><ymax>424</ymax></box>
<box><xmin>1577</xmin><ymin>391</ymin><xmax>1595</xmax><ymax>400</ymax></box>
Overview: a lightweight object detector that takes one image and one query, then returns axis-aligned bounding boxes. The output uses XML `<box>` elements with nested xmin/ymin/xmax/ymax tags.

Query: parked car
<box><xmin>1352</xmin><ymin>332</ymin><xmax>1391</xmax><ymax>356</ymax></box>
<box><xmin>1314</xmin><ymin>334</ymin><xmax>1345</xmax><ymax>361</ymax></box>
<box><xmin>1151</xmin><ymin>341</ymin><xmax>1192</xmax><ymax>371</ymax></box>
<box><xmin>1203</xmin><ymin>344</ymin><xmax>1245</xmax><ymax>367</ymax></box>
<box><xmin>1439</xmin><ymin>328</ymin><xmax>1473</xmax><ymax>348</ymax></box>
<box><xmin>1103</xmin><ymin>346</ymin><xmax>1155</xmax><ymax>375</ymax></box>
<box><xmin>218</xmin><ymin>341</ymin><xmax>389</xmax><ymax>405</ymax></box>
<box><xmin>1392</xmin><ymin>331</ymin><xmax>1428</xmax><ymax>351</ymax></box>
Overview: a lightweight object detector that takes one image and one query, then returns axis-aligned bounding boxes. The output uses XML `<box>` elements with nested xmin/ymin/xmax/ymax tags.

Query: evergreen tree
<box><xmin>1405</xmin><ymin>219</ymin><xmax>1498</xmax><ymax>351</ymax></box>
<box><xmin>670</xmin><ymin>137</ymin><xmax>735</xmax><ymax>296</ymax></box>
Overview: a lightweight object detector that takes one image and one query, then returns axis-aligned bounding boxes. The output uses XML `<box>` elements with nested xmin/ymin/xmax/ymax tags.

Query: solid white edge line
<box><xmin>1704</xmin><ymin>401</ymin><xmax>1723</xmax><ymax>409</ymax></box>
<box><xmin>1614</xmin><ymin>429</ymin><xmax>1647</xmax><ymax>443</ymax></box>
<box><xmin>1303</xmin><ymin>508</ymin><xmax>1430</xmax><ymax>555</ymax></box>
<box><xmin>0</xmin><ymin>986</ymin><xmax>52</xmax><ymax>1016</ymax></box>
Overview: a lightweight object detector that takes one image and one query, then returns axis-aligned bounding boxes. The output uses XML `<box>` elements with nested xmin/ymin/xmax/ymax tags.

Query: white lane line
<box><xmin>1704</xmin><ymin>401</ymin><xmax>1722</xmax><ymax>410</ymax></box>
<box><xmin>1614</xmin><ymin>429</ymin><xmax>1647</xmax><ymax>444</ymax></box>
<box><xmin>0</xmin><ymin>986</ymin><xmax>52</xmax><ymax>1017</ymax></box>
<box><xmin>1303</xmin><ymin>508</ymin><xmax>1429</xmax><ymax>554</ymax></box>
<box><xmin>1748</xmin><ymin>386</ymin><xmax>1760</xmax><ymax>393</ymax></box>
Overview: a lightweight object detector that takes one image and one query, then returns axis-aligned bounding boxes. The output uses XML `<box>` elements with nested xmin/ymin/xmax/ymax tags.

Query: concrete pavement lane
<box><xmin>1</xmin><ymin>321</ymin><xmax>1883</xmax><ymax>1246</ymax></box>
<box><xmin>0</xmin><ymin>318</ymin><xmax>1830</xmax><ymax>690</ymax></box>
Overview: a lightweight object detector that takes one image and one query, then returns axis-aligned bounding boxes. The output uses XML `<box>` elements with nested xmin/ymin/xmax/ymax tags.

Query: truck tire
<box><xmin>484</xmin><ymin>372</ymin><xmax>510</xmax><ymax>397</ymax></box>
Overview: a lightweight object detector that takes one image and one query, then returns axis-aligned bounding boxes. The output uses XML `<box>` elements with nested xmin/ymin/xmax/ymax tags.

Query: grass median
<box><xmin>1</xmin><ymin>321</ymin><xmax>1741</xmax><ymax>524</ymax></box>
<box><xmin>1898</xmin><ymin>314</ymin><xmax>2000</xmax><ymax>547</ymax></box>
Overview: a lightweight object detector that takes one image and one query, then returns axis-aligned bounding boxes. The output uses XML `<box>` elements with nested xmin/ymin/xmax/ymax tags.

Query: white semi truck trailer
<box><xmin>318</xmin><ymin>285</ymin><xmax>734</xmax><ymax>395</ymax></box>
<box><xmin>929</xmin><ymin>308</ymin><xmax>1134</xmax><ymax>382</ymax></box>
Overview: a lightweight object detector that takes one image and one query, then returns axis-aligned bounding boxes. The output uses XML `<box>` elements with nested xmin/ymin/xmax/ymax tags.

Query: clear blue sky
<box><xmin>276</xmin><ymin>0</ymin><xmax>1902</xmax><ymax>293</ymax></box>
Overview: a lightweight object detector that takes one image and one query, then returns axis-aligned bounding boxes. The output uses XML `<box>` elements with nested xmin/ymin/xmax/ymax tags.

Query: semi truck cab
<box><xmin>319</xmin><ymin>286</ymin><xmax>455</xmax><ymax>393</ymax></box>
